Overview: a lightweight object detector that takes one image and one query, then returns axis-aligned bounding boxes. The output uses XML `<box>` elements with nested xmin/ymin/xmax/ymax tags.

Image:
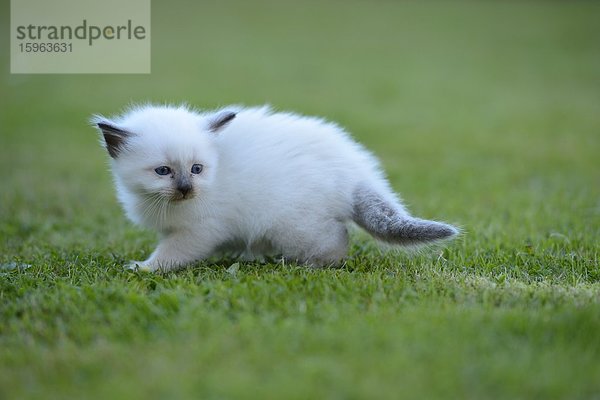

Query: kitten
<box><xmin>93</xmin><ymin>105</ymin><xmax>458</xmax><ymax>271</ymax></box>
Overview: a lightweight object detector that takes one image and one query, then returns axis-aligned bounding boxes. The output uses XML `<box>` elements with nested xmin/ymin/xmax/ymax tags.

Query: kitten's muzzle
<box><xmin>177</xmin><ymin>182</ymin><xmax>193</xmax><ymax>198</ymax></box>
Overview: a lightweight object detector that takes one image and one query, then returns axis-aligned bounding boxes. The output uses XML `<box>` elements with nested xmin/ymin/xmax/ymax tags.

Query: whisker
<box><xmin>138</xmin><ymin>192</ymin><xmax>167</xmax><ymax>228</ymax></box>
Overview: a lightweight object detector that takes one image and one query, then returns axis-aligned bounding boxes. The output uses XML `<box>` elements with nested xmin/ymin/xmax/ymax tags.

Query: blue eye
<box><xmin>154</xmin><ymin>166</ymin><xmax>171</xmax><ymax>176</ymax></box>
<box><xmin>191</xmin><ymin>164</ymin><xmax>203</xmax><ymax>174</ymax></box>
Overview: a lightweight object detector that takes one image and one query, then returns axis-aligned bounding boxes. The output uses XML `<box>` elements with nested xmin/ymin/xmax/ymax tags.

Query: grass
<box><xmin>1</xmin><ymin>0</ymin><xmax>599</xmax><ymax>398</ymax></box>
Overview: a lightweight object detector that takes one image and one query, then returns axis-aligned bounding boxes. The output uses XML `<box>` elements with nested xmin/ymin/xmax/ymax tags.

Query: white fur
<box><xmin>94</xmin><ymin>104</ymin><xmax>453</xmax><ymax>271</ymax></box>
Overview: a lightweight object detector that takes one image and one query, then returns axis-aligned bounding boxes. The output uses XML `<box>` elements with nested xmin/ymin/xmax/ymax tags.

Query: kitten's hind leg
<box><xmin>278</xmin><ymin>221</ymin><xmax>349</xmax><ymax>268</ymax></box>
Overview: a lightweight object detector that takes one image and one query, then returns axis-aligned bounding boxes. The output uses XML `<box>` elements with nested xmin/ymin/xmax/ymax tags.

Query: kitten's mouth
<box><xmin>170</xmin><ymin>193</ymin><xmax>194</xmax><ymax>202</ymax></box>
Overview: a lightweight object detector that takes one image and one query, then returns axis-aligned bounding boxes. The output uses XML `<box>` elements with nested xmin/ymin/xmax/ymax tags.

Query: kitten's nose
<box><xmin>177</xmin><ymin>183</ymin><xmax>192</xmax><ymax>197</ymax></box>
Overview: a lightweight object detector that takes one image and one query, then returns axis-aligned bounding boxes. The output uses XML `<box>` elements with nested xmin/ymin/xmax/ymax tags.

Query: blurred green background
<box><xmin>2</xmin><ymin>1</ymin><xmax>598</xmax><ymax>250</ymax></box>
<box><xmin>1</xmin><ymin>1</ymin><xmax>599</xmax><ymax>399</ymax></box>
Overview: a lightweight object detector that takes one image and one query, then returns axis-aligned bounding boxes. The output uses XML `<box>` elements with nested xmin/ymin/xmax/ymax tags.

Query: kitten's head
<box><xmin>92</xmin><ymin>105</ymin><xmax>235</xmax><ymax>206</ymax></box>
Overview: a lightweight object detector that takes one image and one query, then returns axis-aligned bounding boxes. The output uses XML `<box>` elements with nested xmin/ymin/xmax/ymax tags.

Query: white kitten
<box><xmin>93</xmin><ymin>105</ymin><xmax>458</xmax><ymax>271</ymax></box>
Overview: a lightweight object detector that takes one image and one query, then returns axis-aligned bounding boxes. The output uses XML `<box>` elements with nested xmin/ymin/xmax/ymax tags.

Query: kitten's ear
<box><xmin>207</xmin><ymin>110</ymin><xmax>236</xmax><ymax>133</ymax></box>
<box><xmin>91</xmin><ymin>116</ymin><xmax>133</xmax><ymax>158</ymax></box>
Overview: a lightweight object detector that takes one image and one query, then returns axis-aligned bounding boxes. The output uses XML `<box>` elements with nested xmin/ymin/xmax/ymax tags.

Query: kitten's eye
<box><xmin>191</xmin><ymin>164</ymin><xmax>203</xmax><ymax>174</ymax></box>
<box><xmin>154</xmin><ymin>166</ymin><xmax>171</xmax><ymax>176</ymax></box>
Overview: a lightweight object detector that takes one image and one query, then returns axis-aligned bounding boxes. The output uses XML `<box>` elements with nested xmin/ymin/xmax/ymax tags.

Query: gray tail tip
<box><xmin>384</xmin><ymin>218</ymin><xmax>460</xmax><ymax>245</ymax></box>
<box><xmin>417</xmin><ymin>219</ymin><xmax>460</xmax><ymax>242</ymax></box>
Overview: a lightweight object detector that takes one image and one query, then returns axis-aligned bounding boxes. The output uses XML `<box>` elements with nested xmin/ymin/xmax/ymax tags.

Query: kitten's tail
<box><xmin>352</xmin><ymin>185</ymin><xmax>459</xmax><ymax>245</ymax></box>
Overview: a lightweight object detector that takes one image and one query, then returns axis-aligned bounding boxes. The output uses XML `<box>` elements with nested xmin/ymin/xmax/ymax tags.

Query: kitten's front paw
<box><xmin>126</xmin><ymin>261</ymin><xmax>157</xmax><ymax>272</ymax></box>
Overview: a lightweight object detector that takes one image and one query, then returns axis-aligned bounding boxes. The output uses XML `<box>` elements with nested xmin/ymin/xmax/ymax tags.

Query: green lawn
<box><xmin>1</xmin><ymin>1</ymin><xmax>599</xmax><ymax>399</ymax></box>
